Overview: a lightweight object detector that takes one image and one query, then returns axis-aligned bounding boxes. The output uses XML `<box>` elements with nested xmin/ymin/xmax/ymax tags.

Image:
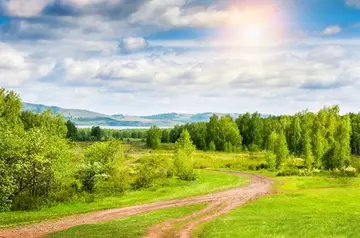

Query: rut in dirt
<box><xmin>0</xmin><ymin>171</ymin><xmax>272</xmax><ymax>238</ymax></box>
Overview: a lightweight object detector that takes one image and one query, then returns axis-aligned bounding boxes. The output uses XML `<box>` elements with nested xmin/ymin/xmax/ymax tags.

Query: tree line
<box><xmin>65</xmin><ymin>122</ymin><xmax>148</xmax><ymax>141</ymax></box>
<box><xmin>148</xmin><ymin>106</ymin><xmax>358</xmax><ymax>171</ymax></box>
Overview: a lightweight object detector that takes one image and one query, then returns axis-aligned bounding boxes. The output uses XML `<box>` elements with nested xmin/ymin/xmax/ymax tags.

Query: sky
<box><xmin>1</xmin><ymin>0</ymin><xmax>360</xmax><ymax>115</ymax></box>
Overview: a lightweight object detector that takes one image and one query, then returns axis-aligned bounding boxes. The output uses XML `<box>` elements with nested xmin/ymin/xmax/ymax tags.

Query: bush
<box><xmin>132</xmin><ymin>156</ymin><xmax>172</xmax><ymax>189</ymax></box>
<box><xmin>277</xmin><ymin>169</ymin><xmax>300</xmax><ymax>176</ymax></box>
<box><xmin>77</xmin><ymin>141</ymin><xmax>126</xmax><ymax>193</ymax></box>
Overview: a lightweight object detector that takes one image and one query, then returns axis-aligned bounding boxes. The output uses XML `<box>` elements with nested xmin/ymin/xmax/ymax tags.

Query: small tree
<box><xmin>174</xmin><ymin>130</ymin><xmax>196</xmax><ymax>181</ymax></box>
<box><xmin>66</xmin><ymin>120</ymin><xmax>78</xmax><ymax>140</ymax></box>
<box><xmin>276</xmin><ymin>132</ymin><xmax>289</xmax><ymax>169</ymax></box>
<box><xmin>90</xmin><ymin>126</ymin><xmax>103</xmax><ymax>141</ymax></box>
<box><xmin>208</xmin><ymin>141</ymin><xmax>216</xmax><ymax>151</ymax></box>
<box><xmin>265</xmin><ymin>151</ymin><xmax>276</xmax><ymax>170</ymax></box>
<box><xmin>161</xmin><ymin>129</ymin><xmax>170</xmax><ymax>143</ymax></box>
<box><xmin>146</xmin><ymin>125</ymin><xmax>162</xmax><ymax>149</ymax></box>
<box><xmin>77</xmin><ymin>141</ymin><xmax>126</xmax><ymax>193</ymax></box>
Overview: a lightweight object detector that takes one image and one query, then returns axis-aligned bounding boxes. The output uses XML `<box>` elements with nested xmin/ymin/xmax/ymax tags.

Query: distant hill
<box><xmin>22</xmin><ymin>103</ymin><xmax>244</xmax><ymax>127</ymax></box>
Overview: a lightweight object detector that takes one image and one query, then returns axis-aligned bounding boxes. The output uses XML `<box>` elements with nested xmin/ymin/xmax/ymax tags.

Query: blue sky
<box><xmin>1</xmin><ymin>0</ymin><xmax>360</xmax><ymax>115</ymax></box>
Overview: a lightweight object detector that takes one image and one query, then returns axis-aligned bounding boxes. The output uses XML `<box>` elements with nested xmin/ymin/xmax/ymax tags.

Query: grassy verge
<box><xmin>0</xmin><ymin>170</ymin><xmax>247</xmax><ymax>228</ymax></box>
<box><xmin>49</xmin><ymin>204</ymin><xmax>206</xmax><ymax>238</ymax></box>
<box><xmin>196</xmin><ymin>176</ymin><xmax>360</xmax><ymax>238</ymax></box>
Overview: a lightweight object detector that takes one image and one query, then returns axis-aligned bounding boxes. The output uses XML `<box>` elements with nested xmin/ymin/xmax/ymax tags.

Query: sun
<box><xmin>221</xmin><ymin>6</ymin><xmax>282</xmax><ymax>48</ymax></box>
<box><xmin>242</xmin><ymin>24</ymin><xmax>265</xmax><ymax>46</ymax></box>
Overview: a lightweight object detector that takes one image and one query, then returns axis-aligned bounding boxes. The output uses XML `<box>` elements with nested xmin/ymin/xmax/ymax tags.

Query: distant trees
<box><xmin>165</xmin><ymin>106</ymin><xmax>357</xmax><ymax>171</ymax></box>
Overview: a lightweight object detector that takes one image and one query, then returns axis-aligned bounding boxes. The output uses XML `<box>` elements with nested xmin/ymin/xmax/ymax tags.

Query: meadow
<box><xmin>2</xmin><ymin>142</ymin><xmax>360</xmax><ymax>238</ymax></box>
<box><xmin>196</xmin><ymin>175</ymin><xmax>360</xmax><ymax>238</ymax></box>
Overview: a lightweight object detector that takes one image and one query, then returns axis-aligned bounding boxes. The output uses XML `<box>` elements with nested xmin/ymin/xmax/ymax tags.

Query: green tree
<box><xmin>288</xmin><ymin>114</ymin><xmax>302</xmax><ymax>155</ymax></box>
<box><xmin>146</xmin><ymin>125</ymin><xmax>162</xmax><ymax>149</ymax></box>
<box><xmin>275</xmin><ymin>132</ymin><xmax>289</xmax><ymax>169</ymax></box>
<box><xmin>161</xmin><ymin>129</ymin><xmax>170</xmax><ymax>143</ymax></box>
<box><xmin>77</xmin><ymin>141</ymin><xmax>125</xmax><ymax>193</ymax></box>
<box><xmin>66</xmin><ymin>120</ymin><xmax>78</xmax><ymax>140</ymax></box>
<box><xmin>173</xmin><ymin>130</ymin><xmax>196</xmax><ymax>181</ymax></box>
<box><xmin>90</xmin><ymin>126</ymin><xmax>103</xmax><ymax>141</ymax></box>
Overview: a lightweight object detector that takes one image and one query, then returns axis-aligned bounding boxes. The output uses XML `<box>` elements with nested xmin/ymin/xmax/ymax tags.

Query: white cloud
<box><xmin>2</xmin><ymin>0</ymin><xmax>53</xmax><ymax>17</ymax></box>
<box><xmin>321</xmin><ymin>25</ymin><xmax>341</xmax><ymax>36</ymax></box>
<box><xmin>119</xmin><ymin>37</ymin><xmax>148</xmax><ymax>52</ymax></box>
<box><xmin>0</xmin><ymin>43</ymin><xmax>33</xmax><ymax>86</ymax></box>
<box><xmin>346</xmin><ymin>0</ymin><xmax>360</xmax><ymax>8</ymax></box>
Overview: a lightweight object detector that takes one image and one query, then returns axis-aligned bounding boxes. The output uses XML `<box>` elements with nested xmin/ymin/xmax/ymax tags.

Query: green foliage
<box><xmin>0</xmin><ymin>88</ymin><xmax>72</xmax><ymax>211</ymax></box>
<box><xmin>0</xmin><ymin>170</ymin><xmax>245</xmax><ymax>228</ymax></box>
<box><xmin>206</xmin><ymin>115</ymin><xmax>242</xmax><ymax>152</ymax></box>
<box><xmin>275</xmin><ymin>132</ymin><xmax>289</xmax><ymax>169</ymax></box>
<box><xmin>90</xmin><ymin>126</ymin><xmax>103</xmax><ymax>141</ymax></box>
<box><xmin>208</xmin><ymin>141</ymin><xmax>216</xmax><ymax>151</ymax></box>
<box><xmin>265</xmin><ymin>151</ymin><xmax>276</xmax><ymax>170</ymax></box>
<box><xmin>174</xmin><ymin>130</ymin><xmax>196</xmax><ymax>181</ymax></box>
<box><xmin>146</xmin><ymin>125</ymin><xmax>162</xmax><ymax>149</ymax></box>
<box><xmin>132</xmin><ymin>156</ymin><xmax>173</xmax><ymax>189</ymax></box>
<box><xmin>161</xmin><ymin>129</ymin><xmax>170</xmax><ymax>143</ymax></box>
<box><xmin>66</xmin><ymin>120</ymin><xmax>78</xmax><ymax>140</ymax></box>
<box><xmin>77</xmin><ymin>141</ymin><xmax>126</xmax><ymax>193</ymax></box>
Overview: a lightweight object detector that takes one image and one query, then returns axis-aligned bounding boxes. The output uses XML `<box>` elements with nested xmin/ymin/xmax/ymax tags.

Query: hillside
<box><xmin>22</xmin><ymin>103</ymin><xmax>241</xmax><ymax>127</ymax></box>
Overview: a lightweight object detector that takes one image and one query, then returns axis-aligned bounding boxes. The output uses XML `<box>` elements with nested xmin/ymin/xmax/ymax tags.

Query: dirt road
<box><xmin>0</xmin><ymin>171</ymin><xmax>272</xmax><ymax>238</ymax></box>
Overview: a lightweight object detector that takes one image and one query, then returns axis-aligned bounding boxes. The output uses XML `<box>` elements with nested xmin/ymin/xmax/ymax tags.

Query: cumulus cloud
<box><xmin>321</xmin><ymin>25</ymin><xmax>341</xmax><ymax>36</ymax></box>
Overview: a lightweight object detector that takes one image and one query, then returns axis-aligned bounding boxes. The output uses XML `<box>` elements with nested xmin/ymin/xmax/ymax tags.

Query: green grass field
<box><xmin>196</xmin><ymin>176</ymin><xmax>360</xmax><ymax>238</ymax></box>
<box><xmin>49</xmin><ymin>204</ymin><xmax>206</xmax><ymax>238</ymax></box>
<box><xmin>0</xmin><ymin>170</ymin><xmax>246</xmax><ymax>228</ymax></box>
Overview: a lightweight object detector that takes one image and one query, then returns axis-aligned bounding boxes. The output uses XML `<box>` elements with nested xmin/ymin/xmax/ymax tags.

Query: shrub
<box><xmin>132</xmin><ymin>156</ymin><xmax>172</xmax><ymax>189</ymax></box>
<box><xmin>343</xmin><ymin>166</ymin><xmax>357</xmax><ymax>177</ymax></box>
<box><xmin>277</xmin><ymin>169</ymin><xmax>300</xmax><ymax>176</ymax></box>
<box><xmin>77</xmin><ymin>141</ymin><xmax>127</xmax><ymax>193</ymax></box>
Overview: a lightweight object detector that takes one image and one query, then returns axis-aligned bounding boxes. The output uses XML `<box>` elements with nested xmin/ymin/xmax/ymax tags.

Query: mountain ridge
<box><xmin>23</xmin><ymin>103</ymin><xmax>242</xmax><ymax>127</ymax></box>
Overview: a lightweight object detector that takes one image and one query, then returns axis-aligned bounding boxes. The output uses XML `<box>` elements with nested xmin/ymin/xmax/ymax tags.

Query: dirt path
<box><xmin>144</xmin><ymin>171</ymin><xmax>273</xmax><ymax>238</ymax></box>
<box><xmin>0</xmin><ymin>171</ymin><xmax>272</xmax><ymax>238</ymax></box>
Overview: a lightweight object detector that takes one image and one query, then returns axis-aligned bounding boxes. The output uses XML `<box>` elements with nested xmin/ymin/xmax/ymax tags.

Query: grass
<box><xmin>0</xmin><ymin>170</ymin><xmax>247</xmax><ymax>228</ymax></box>
<box><xmin>49</xmin><ymin>204</ymin><xmax>206</xmax><ymax>238</ymax></box>
<box><xmin>196</xmin><ymin>176</ymin><xmax>360</xmax><ymax>238</ymax></box>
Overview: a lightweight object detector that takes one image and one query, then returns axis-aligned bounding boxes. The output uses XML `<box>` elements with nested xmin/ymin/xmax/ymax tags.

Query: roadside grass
<box><xmin>196</xmin><ymin>176</ymin><xmax>360</xmax><ymax>238</ymax></box>
<box><xmin>49</xmin><ymin>204</ymin><xmax>206</xmax><ymax>238</ymax></box>
<box><xmin>0</xmin><ymin>170</ymin><xmax>247</xmax><ymax>228</ymax></box>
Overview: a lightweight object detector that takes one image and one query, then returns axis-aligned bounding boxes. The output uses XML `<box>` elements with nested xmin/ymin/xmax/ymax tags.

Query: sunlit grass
<box><xmin>196</xmin><ymin>176</ymin><xmax>360</xmax><ymax>238</ymax></box>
